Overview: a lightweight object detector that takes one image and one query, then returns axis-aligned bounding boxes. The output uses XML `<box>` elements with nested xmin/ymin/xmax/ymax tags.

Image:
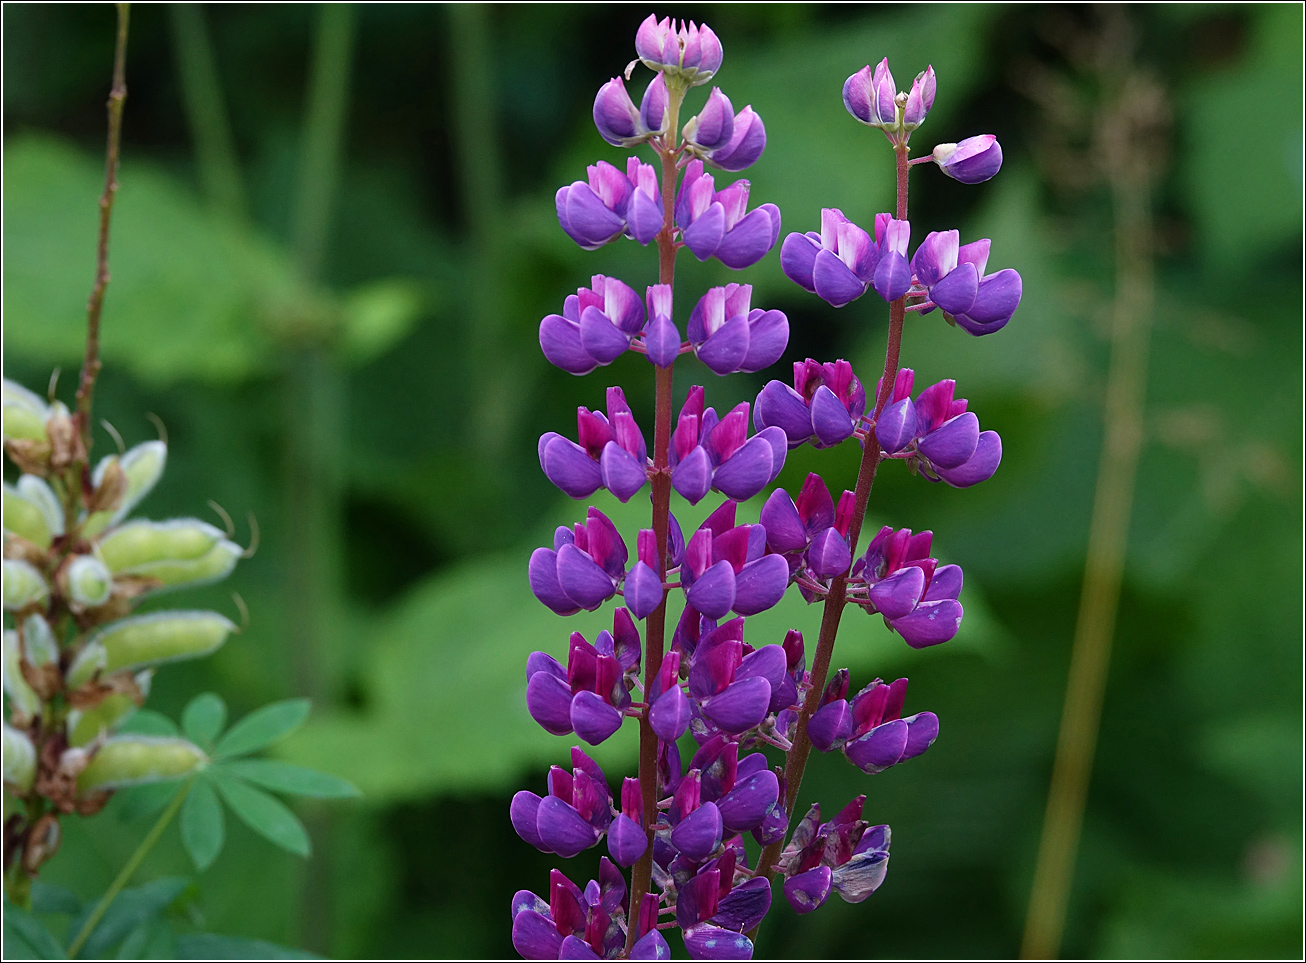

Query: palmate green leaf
<box><xmin>175</xmin><ymin>933</ymin><xmax>319</xmax><ymax>959</ymax></box>
<box><xmin>68</xmin><ymin>877</ymin><xmax>188</xmax><ymax>960</ymax></box>
<box><xmin>211</xmin><ymin>771</ymin><xmax>311</xmax><ymax>857</ymax></box>
<box><xmin>181</xmin><ymin>693</ymin><xmax>228</xmax><ymax>750</ymax></box>
<box><xmin>180</xmin><ymin>776</ymin><xmax>226</xmax><ymax>871</ymax></box>
<box><xmin>2</xmin><ymin>900</ymin><xmax>66</xmax><ymax>959</ymax></box>
<box><xmin>214</xmin><ymin>699</ymin><xmax>310</xmax><ymax>759</ymax></box>
<box><xmin>116</xmin><ymin>710</ymin><xmax>180</xmax><ymax>738</ymax></box>
<box><xmin>219</xmin><ymin>759</ymin><xmax>359</xmax><ymax>799</ymax></box>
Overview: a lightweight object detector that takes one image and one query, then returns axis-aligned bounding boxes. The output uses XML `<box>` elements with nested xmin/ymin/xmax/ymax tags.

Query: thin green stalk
<box><xmin>67</xmin><ymin>778</ymin><xmax>194</xmax><ymax>959</ymax></box>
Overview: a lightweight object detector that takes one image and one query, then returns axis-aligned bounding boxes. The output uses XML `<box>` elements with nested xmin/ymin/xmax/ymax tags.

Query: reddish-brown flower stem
<box><xmin>75</xmin><ymin>3</ymin><xmax>131</xmax><ymax>451</ymax></box>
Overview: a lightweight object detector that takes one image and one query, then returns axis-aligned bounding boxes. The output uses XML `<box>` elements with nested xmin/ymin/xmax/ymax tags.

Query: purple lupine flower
<box><xmin>806</xmin><ymin>668</ymin><xmax>853</xmax><ymax>752</ymax></box>
<box><xmin>778</xmin><ymin>798</ymin><xmax>892</xmax><ymax>914</ymax></box>
<box><xmin>677</xmin><ymin>503</ymin><xmax>789</xmax><ymax>620</ymax></box>
<box><xmin>668</xmin><ymin>387</ymin><xmax>787</xmax><ymax>504</ymax></box>
<box><xmin>754</xmin><ymin>358</ymin><xmax>867</xmax><ymax>450</ymax></box>
<box><xmin>843</xmin><ymin>59</ymin><xmax>937</xmax><ymax>137</ymax></box>
<box><xmin>703</xmin><ymin>106</ymin><xmax>766</xmax><ymax>172</ymax></box>
<box><xmin>538</xmin><ymin>388</ymin><xmax>649</xmax><ymax>501</ymax></box>
<box><xmin>849</xmin><ymin>526</ymin><xmax>964</xmax><ymax>647</ymax></box>
<box><xmin>841</xmin><ymin>677</ymin><xmax>939</xmax><ymax>774</ymax></box>
<box><xmin>674</xmin><ymin>160</ymin><xmax>781</xmax><ymax>270</ymax></box>
<box><xmin>642</xmin><ymin>284</ymin><xmax>681</xmax><ymax>368</ymax></box>
<box><xmin>629</xmin><ymin>894</ymin><xmax>671</xmax><ymax>960</ymax></box>
<box><xmin>932</xmin><ymin>134</ymin><xmax>1003</xmax><ymax>184</ymax></box>
<box><xmin>648</xmin><ymin>650</ymin><xmax>692</xmax><ymax>743</ymax></box>
<box><xmin>640</xmin><ymin>73</ymin><xmax>669</xmax><ymax>137</ymax></box>
<box><xmin>556</xmin><ymin>158</ymin><xmax>663</xmax><ymax>252</ymax></box>
<box><xmin>635</xmin><ymin>15</ymin><xmax>723</xmax><ymax>87</ymax></box>
<box><xmin>759</xmin><ymin>473</ymin><xmax>856</xmax><ymax>587</ymax></box>
<box><xmin>692</xmin><ymin>739</ymin><xmax>780</xmax><ymax>834</ymax></box>
<box><xmin>608</xmin><ymin>776</ymin><xmax>649</xmax><ymax>868</ymax></box>
<box><xmin>780</xmin><ymin>208</ymin><xmax>911</xmax><ymax>307</ymax></box>
<box><xmin>686</xmin><ymin>284</ymin><xmax>789</xmax><ymax>376</ymax></box>
<box><xmin>902</xmin><ymin>67</ymin><xmax>937</xmax><ymax>130</ymax></box>
<box><xmin>910</xmin><ymin>230</ymin><xmax>1022</xmax><ymax>336</ymax></box>
<box><xmin>510</xmin><ymin>861</ymin><xmax>629</xmax><ymax>959</ymax></box>
<box><xmin>683</xmin><ymin>88</ymin><xmax>736</xmax><ymax>153</ymax></box>
<box><xmin>539</xmin><ymin>276</ymin><xmax>645</xmax><ymax>375</ymax></box>
<box><xmin>874</xmin><ymin>370</ymin><xmax>1002</xmax><ymax>487</ymax></box>
<box><xmin>511</xmin><ymin>747</ymin><xmax>613</xmax><ymax>859</ymax></box>
<box><xmin>672</xmin><ymin>843</ymin><xmax>770</xmax><ymax>958</ymax></box>
<box><xmin>593</xmin><ymin>75</ymin><xmax>666</xmax><ymax>148</ymax></box>
<box><xmin>685</xmin><ymin>623</ymin><xmax>790</xmax><ymax>736</ymax></box>
<box><xmin>525</xmin><ymin>609</ymin><xmax>642</xmax><ymax>745</ymax></box>
<box><xmin>529</xmin><ymin>508</ymin><xmax>635</xmax><ymax>615</ymax></box>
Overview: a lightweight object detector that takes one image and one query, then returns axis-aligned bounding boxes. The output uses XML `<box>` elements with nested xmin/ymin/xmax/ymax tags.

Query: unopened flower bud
<box><xmin>2</xmin><ymin>722</ymin><xmax>37</xmax><ymax>793</ymax></box>
<box><xmin>67</xmin><ymin>555</ymin><xmax>113</xmax><ymax>607</ymax></box>
<box><xmin>66</xmin><ymin>610</ymin><xmax>236</xmax><ymax>687</ymax></box>
<box><xmin>639</xmin><ymin>73</ymin><xmax>669</xmax><ymax>134</ymax></box>
<box><xmin>593</xmin><ymin>76</ymin><xmax>651</xmax><ymax>148</ymax></box>
<box><xmin>82</xmin><ymin>440</ymin><xmax>167</xmax><ymax>539</ymax></box>
<box><xmin>683</xmin><ymin>88</ymin><xmax>735</xmax><ymax>153</ymax></box>
<box><xmin>1</xmin><ymin>379</ymin><xmax>50</xmax><ymax>442</ymax></box>
<box><xmin>635</xmin><ymin>15</ymin><xmax>723</xmax><ymax>87</ymax></box>
<box><xmin>902</xmin><ymin>66</ymin><xmax>936</xmax><ymax>129</ymax></box>
<box><xmin>705</xmin><ymin>105</ymin><xmax>766</xmax><ymax>172</ymax></box>
<box><xmin>3</xmin><ymin>559</ymin><xmax>49</xmax><ymax>611</ymax></box>
<box><xmin>76</xmin><ymin>735</ymin><xmax>206</xmax><ymax>793</ymax></box>
<box><xmin>67</xmin><ymin>670</ymin><xmax>152</xmax><ymax>747</ymax></box>
<box><xmin>932</xmin><ymin>135</ymin><xmax>1003</xmax><ymax>184</ymax></box>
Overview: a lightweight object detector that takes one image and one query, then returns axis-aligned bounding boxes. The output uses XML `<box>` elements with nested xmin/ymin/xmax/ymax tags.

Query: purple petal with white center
<box><xmin>759</xmin><ymin>489</ymin><xmax>806</xmax><ymax>553</ymax></box>
<box><xmin>579</xmin><ymin>307</ymin><xmax>632</xmax><ymax>364</ymax></box>
<box><xmin>513</xmin><ymin>909</ymin><xmax>565</xmax><ymax>959</ymax></box>
<box><xmin>922</xmin><ymin>563</ymin><xmax>963</xmax><ymax>602</ymax></box>
<box><xmin>911</xmin><ymin>230</ymin><xmax>959</xmax><ymax>287</ymax></box>
<box><xmin>842</xmin><ymin>65</ymin><xmax>875</xmax><ymax>124</ymax></box>
<box><xmin>696</xmin><ymin>316</ymin><xmax>751</xmax><ymax>376</ymax></box>
<box><xmin>873</xmin><ymin>251</ymin><xmax>912</xmax><ymax>302</ymax></box>
<box><xmin>556</xmin><ymin>544</ymin><xmax>618</xmax><ymax>610</ymax></box>
<box><xmin>672</xmin><ymin>446</ymin><xmax>715</xmax><ymax>505</ymax></box>
<box><xmin>704</xmin><ymin>676</ymin><xmax>771</xmax><ymax>734</ymax></box>
<box><xmin>570</xmin><ymin>691</ymin><xmax>623</xmax><ymax>746</ymax></box>
<box><xmin>671</xmin><ymin>801</ymin><xmax>724</xmax><ymax>861</ymax></box>
<box><xmin>624</xmin><ymin>561</ymin><xmax>663</xmax><ymax>620</ymax></box>
<box><xmin>936</xmin><ymin>430</ymin><xmax>1002</xmax><ymax>488</ymax></box>
<box><xmin>844</xmin><ymin>718</ymin><xmax>910</xmax><ymax>773</ymax></box>
<box><xmin>540</xmin><ymin>314</ymin><xmax>596</xmax><ymax>375</ymax></box>
<box><xmin>901</xmin><ymin>710</ymin><xmax>940</xmax><ymax>761</ymax></box>
<box><xmin>929</xmin><ymin>261</ymin><xmax>979</xmax><ymax>315</ymax></box>
<box><xmin>810</xmin><ymin>385</ymin><xmax>855</xmax><ymax>447</ymax></box>
<box><xmin>642</xmin><ymin>313</ymin><xmax>680</xmax><ymax>368</ymax></box>
<box><xmin>831</xmin><ymin>849</ymin><xmax>890</xmax><ymax>903</ymax></box>
<box><xmin>687</xmin><ymin>559</ymin><xmax>737</xmax><ymax>620</ymax></box>
<box><xmin>536</xmin><ymin>795</ymin><xmax>597</xmax><ymax>858</ymax></box>
<box><xmin>807</xmin><ymin>527</ymin><xmax>852</xmax><ymax>579</ymax></box>
<box><xmin>812</xmin><ymin>248</ymin><xmax>868</xmax><ymax>308</ymax></box>
<box><xmin>890</xmin><ymin>598</ymin><xmax>964</xmax><ymax>648</ymax></box>
<box><xmin>684</xmin><ymin>925</ymin><xmax>754</xmax><ymax>961</ymax></box>
<box><xmin>600</xmin><ymin>442</ymin><xmax>648</xmax><ymax>502</ymax></box>
<box><xmin>875</xmin><ymin>397</ymin><xmax>917</xmax><ymax>454</ymax></box>
<box><xmin>740</xmin><ymin>310</ymin><xmax>788</xmax><ymax>372</ymax></box>
<box><xmin>938</xmin><ymin>134</ymin><xmax>1003</xmax><ymax>184</ymax></box>
<box><xmin>808</xmin><ymin>699</ymin><xmax>853</xmax><ymax>752</ymax></box>
<box><xmin>731</xmin><ymin>554</ymin><xmax>789</xmax><ymax>616</ymax></box>
<box><xmin>754</xmin><ymin>382</ymin><xmax>812</xmax><ymax>448</ymax></box>
<box><xmin>716</xmin><ymin>207</ymin><xmax>780</xmax><ymax>270</ymax></box>
<box><xmin>711</xmin><ymin>437</ymin><xmax>773</xmax><ymax>501</ymax></box>
<box><xmin>631</xmin><ymin>930</ymin><xmax>671</xmax><ymax>961</ymax></box>
<box><xmin>527</xmin><ymin>650</ymin><xmax>567</xmax><ymax>682</ymax></box>
<box><xmin>919</xmin><ymin>412</ymin><xmax>980</xmax><ymax>469</ymax></box>
<box><xmin>783</xmin><ymin>865</ymin><xmax>833</xmax><ymax>915</ymax></box>
<box><xmin>530</xmin><ymin>548</ymin><xmax>581</xmax><ymax>615</ymax></box>
<box><xmin>780</xmin><ymin>232</ymin><xmax>820</xmax><ymax>293</ymax></box>
<box><xmin>527</xmin><ymin>672</ymin><xmax>575</xmax><ymax>736</ymax></box>
<box><xmin>717</xmin><ymin>769</ymin><xmax>779</xmax><ymax>833</ymax></box>
<box><xmin>593</xmin><ymin>77</ymin><xmax>643</xmax><ymax>147</ymax></box>
<box><xmin>650</xmin><ymin>684</ymin><xmax>691</xmax><ymax>742</ymax></box>
<box><xmin>607</xmin><ymin>812</ymin><xmax>648</xmax><ymax>867</ymax></box>
<box><xmin>542</xmin><ymin>436</ymin><xmax>604</xmax><ymax>499</ymax></box>
<box><xmin>868</xmin><ymin>566</ymin><xmax>926</xmax><ymax>620</ymax></box>
<box><xmin>683</xmin><ymin>202</ymin><xmax>726</xmax><ymax>261</ymax></box>
<box><xmin>511</xmin><ymin>791</ymin><xmax>546</xmax><ymax>849</ymax></box>
<box><xmin>710</xmin><ymin>877</ymin><xmax>772</xmax><ymax>932</ymax></box>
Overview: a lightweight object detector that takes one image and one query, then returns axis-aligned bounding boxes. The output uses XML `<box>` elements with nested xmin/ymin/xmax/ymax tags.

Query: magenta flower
<box><xmin>538</xmin><ymin>387</ymin><xmax>648</xmax><ymax>501</ymax></box>
<box><xmin>849</xmin><ymin>526</ymin><xmax>964</xmax><ymax>647</ymax></box>
<box><xmin>669</xmin><ymin>387</ymin><xmax>787</xmax><ymax>504</ymax></box>
<box><xmin>841</xmin><ymin>677</ymin><xmax>939</xmax><ymax>774</ymax></box>
<box><xmin>909</xmin><ymin>230</ymin><xmax>1022</xmax><ymax>336</ymax></box>
<box><xmin>759</xmin><ymin>473</ymin><xmax>856</xmax><ymax>585</ymax></box>
<box><xmin>511</xmin><ymin>747</ymin><xmax>613</xmax><ymax>859</ymax></box>
<box><xmin>780</xmin><ymin>209</ymin><xmax>911</xmax><ymax>307</ymax></box>
<box><xmin>778</xmin><ymin>798</ymin><xmax>892</xmax><ymax>914</ymax></box>
<box><xmin>686</xmin><ymin>284</ymin><xmax>789</xmax><ymax>376</ymax></box>
<box><xmin>675</xmin><ymin>160</ymin><xmax>781</xmax><ymax>269</ymax></box>
<box><xmin>556</xmin><ymin>158</ymin><xmax>662</xmax><ymax>252</ymax></box>
<box><xmin>539</xmin><ymin>275</ymin><xmax>645</xmax><ymax>375</ymax></box>
<box><xmin>873</xmin><ymin>369</ymin><xmax>1003</xmax><ymax>487</ymax></box>
<box><xmin>754</xmin><ymin>358</ymin><xmax>867</xmax><ymax>450</ymax></box>
<box><xmin>677</xmin><ymin>503</ymin><xmax>789</xmax><ymax>620</ymax></box>
<box><xmin>510</xmin><ymin>861</ymin><xmax>629</xmax><ymax>959</ymax></box>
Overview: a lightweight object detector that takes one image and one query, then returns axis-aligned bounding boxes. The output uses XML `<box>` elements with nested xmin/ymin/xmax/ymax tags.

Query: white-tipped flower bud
<box><xmin>82</xmin><ymin>440</ymin><xmax>168</xmax><ymax>539</ymax></box>
<box><xmin>1</xmin><ymin>379</ymin><xmax>50</xmax><ymax>442</ymax></box>
<box><xmin>67</xmin><ymin>670</ymin><xmax>152</xmax><ymax>747</ymax></box>
<box><xmin>67</xmin><ymin>555</ymin><xmax>113</xmax><ymax>607</ymax></box>
<box><xmin>2</xmin><ymin>722</ymin><xmax>37</xmax><ymax>792</ymax></box>
<box><xmin>2</xmin><ymin>630</ymin><xmax>41</xmax><ymax>722</ymax></box>
<box><xmin>3</xmin><ymin>559</ymin><xmax>49</xmax><ymax>611</ymax></box>
<box><xmin>66</xmin><ymin>611</ymin><xmax>236</xmax><ymax>687</ymax></box>
<box><xmin>76</xmin><ymin>735</ymin><xmax>206</xmax><ymax>793</ymax></box>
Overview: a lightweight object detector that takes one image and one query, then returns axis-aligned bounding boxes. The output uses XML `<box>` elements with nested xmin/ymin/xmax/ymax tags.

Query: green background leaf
<box><xmin>219</xmin><ymin>759</ymin><xmax>359</xmax><ymax>799</ymax></box>
<box><xmin>181</xmin><ymin>693</ymin><xmax>228</xmax><ymax>750</ymax></box>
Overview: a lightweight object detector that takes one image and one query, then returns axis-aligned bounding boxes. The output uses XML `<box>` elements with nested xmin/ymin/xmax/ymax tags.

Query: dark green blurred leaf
<box><xmin>30</xmin><ymin>882</ymin><xmax>83</xmax><ymax>916</ymax></box>
<box><xmin>174</xmin><ymin>933</ymin><xmax>319</xmax><ymax>960</ymax></box>
<box><xmin>2</xmin><ymin>901</ymin><xmax>66</xmax><ymax>959</ymax></box>
<box><xmin>69</xmin><ymin>877</ymin><xmax>187</xmax><ymax>960</ymax></box>
<box><xmin>219</xmin><ymin>759</ymin><xmax>359</xmax><ymax>799</ymax></box>
<box><xmin>114</xmin><ymin>779</ymin><xmax>187</xmax><ymax>821</ymax></box>
<box><xmin>116</xmin><ymin>711</ymin><xmax>180</xmax><ymax>738</ymax></box>
<box><xmin>339</xmin><ymin>278</ymin><xmax>429</xmax><ymax>364</ymax></box>
<box><xmin>181</xmin><ymin>693</ymin><xmax>228</xmax><ymax>750</ymax></box>
<box><xmin>214</xmin><ymin>700</ymin><xmax>310</xmax><ymax>759</ymax></box>
<box><xmin>211</xmin><ymin>771</ymin><xmax>311</xmax><ymax>857</ymax></box>
<box><xmin>180</xmin><ymin>776</ymin><xmax>226</xmax><ymax>871</ymax></box>
<box><xmin>112</xmin><ymin>915</ymin><xmax>177</xmax><ymax>960</ymax></box>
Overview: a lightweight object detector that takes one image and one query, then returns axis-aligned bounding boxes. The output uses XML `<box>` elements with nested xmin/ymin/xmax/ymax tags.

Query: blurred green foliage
<box><xmin>3</xmin><ymin>3</ymin><xmax>1300</xmax><ymax>959</ymax></box>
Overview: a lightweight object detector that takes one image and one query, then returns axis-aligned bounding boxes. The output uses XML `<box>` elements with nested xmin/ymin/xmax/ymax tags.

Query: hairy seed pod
<box><xmin>1</xmin><ymin>379</ymin><xmax>50</xmax><ymax>442</ymax></box>
<box><xmin>66</xmin><ymin>610</ymin><xmax>237</xmax><ymax>687</ymax></box>
<box><xmin>3</xmin><ymin>559</ymin><xmax>49</xmax><ymax>611</ymax></box>
<box><xmin>82</xmin><ymin>441</ymin><xmax>168</xmax><ymax>539</ymax></box>
<box><xmin>76</xmin><ymin>735</ymin><xmax>206</xmax><ymax>793</ymax></box>
<box><xmin>2</xmin><ymin>630</ymin><xmax>41</xmax><ymax>722</ymax></box>
<box><xmin>3</xmin><ymin>481</ymin><xmax>54</xmax><ymax>549</ymax></box>
<box><xmin>2</xmin><ymin>722</ymin><xmax>37</xmax><ymax>792</ymax></box>
<box><xmin>126</xmin><ymin>540</ymin><xmax>242</xmax><ymax>591</ymax></box>
<box><xmin>67</xmin><ymin>670</ymin><xmax>152</xmax><ymax>747</ymax></box>
<box><xmin>98</xmin><ymin>518</ymin><xmax>227</xmax><ymax>572</ymax></box>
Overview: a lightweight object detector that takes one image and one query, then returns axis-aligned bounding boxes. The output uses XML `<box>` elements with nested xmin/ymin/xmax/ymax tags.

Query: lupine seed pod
<box><xmin>2</xmin><ymin>722</ymin><xmax>37</xmax><ymax>793</ymax></box>
<box><xmin>66</xmin><ymin>611</ymin><xmax>237</xmax><ymax>687</ymax></box>
<box><xmin>67</xmin><ymin>671</ymin><xmax>152</xmax><ymax>747</ymax></box>
<box><xmin>22</xmin><ymin>613</ymin><xmax>59</xmax><ymax>666</ymax></box>
<box><xmin>75</xmin><ymin>735</ymin><xmax>206</xmax><ymax>793</ymax></box>
<box><xmin>121</xmin><ymin>540</ymin><xmax>242</xmax><ymax>592</ymax></box>
<box><xmin>3</xmin><ymin>559</ymin><xmax>49</xmax><ymax>611</ymax></box>
<box><xmin>2</xmin><ymin>630</ymin><xmax>41</xmax><ymax>722</ymax></box>
<box><xmin>67</xmin><ymin>555</ymin><xmax>113</xmax><ymax>606</ymax></box>
<box><xmin>82</xmin><ymin>440</ymin><xmax>167</xmax><ymax>539</ymax></box>
<box><xmin>1</xmin><ymin>379</ymin><xmax>50</xmax><ymax>442</ymax></box>
<box><xmin>98</xmin><ymin>518</ymin><xmax>230</xmax><ymax>573</ymax></box>
<box><xmin>3</xmin><ymin>479</ymin><xmax>59</xmax><ymax>549</ymax></box>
